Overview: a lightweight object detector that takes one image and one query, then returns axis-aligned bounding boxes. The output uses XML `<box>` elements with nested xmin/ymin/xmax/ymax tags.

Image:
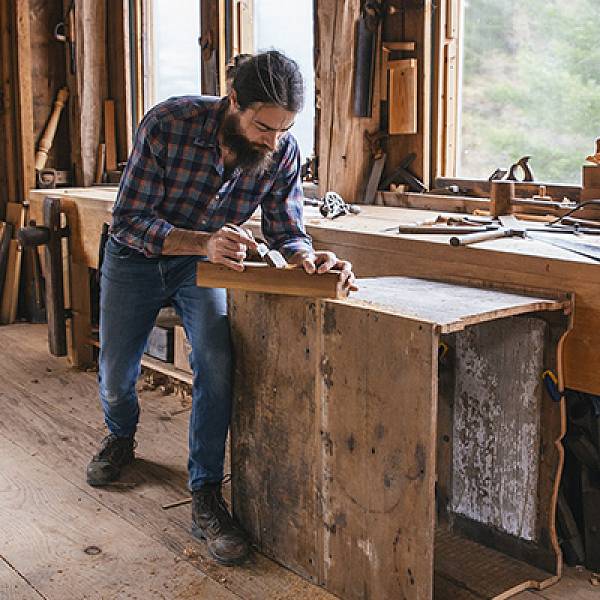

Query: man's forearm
<box><xmin>162</xmin><ymin>228</ymin><xmax>212</xmax><ymax>255</ymax></box>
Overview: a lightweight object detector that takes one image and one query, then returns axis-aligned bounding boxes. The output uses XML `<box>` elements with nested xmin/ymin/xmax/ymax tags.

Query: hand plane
<box><xmin>255</xmin><ymin>242</ymin><xmax>288</xmax><ymax>269</ymax></box>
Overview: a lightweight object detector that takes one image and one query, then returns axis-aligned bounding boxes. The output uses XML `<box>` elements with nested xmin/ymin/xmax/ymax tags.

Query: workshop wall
<box><xmin>316</xmin><ymin>0</ymin><xmax>433</xmax><ymax>203</ymax></box>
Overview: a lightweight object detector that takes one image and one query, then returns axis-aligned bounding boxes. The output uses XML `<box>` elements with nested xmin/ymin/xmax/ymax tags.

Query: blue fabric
<box><xmin>111</xmin><ymin>95</ymin><xmax>313</xmax><ymax>258</ymax></box>
<box><xmin>99</xmin><ymin>237</ymin><xmax>232</xmax><ymax>490</ymax></box>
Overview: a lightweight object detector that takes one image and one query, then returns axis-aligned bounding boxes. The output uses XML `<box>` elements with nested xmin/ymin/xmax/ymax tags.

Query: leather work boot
<box><xmin>191</xmin><ymin>481</ymin><xmax>249</xmax><ymax>566</ymax></box>
<box><xmin>86</xmin><ymin>433</ymin><xmax>136</xmax><ymax>486</ymax></box>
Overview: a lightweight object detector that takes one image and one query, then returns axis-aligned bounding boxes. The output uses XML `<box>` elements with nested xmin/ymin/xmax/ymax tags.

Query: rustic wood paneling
<box><xmin>64</xmin><ymin>0</ymin><xmax>108</xmax><ymax>186</ymax></box>
<box><xmin>107</xmin><ymin>0</ymin><xmax>132</xmax><ymax>161</ymax></box>
<box><xmin>29</xmin><ymin>0</ymin><xmax>70</xmax><ymax>171</ymax></box>
<box><xmin>452</xmin><ymin>317</ymin><xmax>546</xmax><ymax>540</ymax></box>
<box><xmin>316</xmin><ymin>0</ymin><xmax>382</xmax><ymax>202</ymax></box>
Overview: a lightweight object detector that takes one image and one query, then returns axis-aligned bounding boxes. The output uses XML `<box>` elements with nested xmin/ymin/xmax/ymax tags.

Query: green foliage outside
<box><xmin>459</xmin><ymin>0</ymin><xmax>600</xmax><ymax>184</ymax></box>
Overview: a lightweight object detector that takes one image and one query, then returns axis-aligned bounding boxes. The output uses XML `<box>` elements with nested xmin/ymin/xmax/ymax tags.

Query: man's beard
<box><xmin>219</xmin><ymin>112</ymin><xmax>275</xmax><ymax>175</ymax></box>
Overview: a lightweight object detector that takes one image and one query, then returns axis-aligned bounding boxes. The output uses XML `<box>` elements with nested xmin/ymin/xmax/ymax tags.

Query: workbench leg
<box><xmin>67</xmin><ymin>261</ymin><xmax>93</xmax><ymax>368</ymax></box>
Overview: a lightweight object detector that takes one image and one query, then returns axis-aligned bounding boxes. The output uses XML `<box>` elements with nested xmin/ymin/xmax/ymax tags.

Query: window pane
<box><xmin>458</xmin><ymin>0</ymin><xmax>600</xmax><ymax>183</ymax></box>
<box><xmin>253</xmin><ymin>0</ymin><xmax>315</xmax><ymax>161</ymax></box>
<box><xmin>146</xmin><ymin>0</ymin><xmax>201</xmax><ymax>109</ymax></box>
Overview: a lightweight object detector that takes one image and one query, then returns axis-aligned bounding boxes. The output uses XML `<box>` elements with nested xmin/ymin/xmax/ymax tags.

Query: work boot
<box><xmin>86</xmin><ymin>433</ymin><xmax>136</xmax><ymax>486</ymax></box>
<box><xmin>191</xmin><ymin>481</ymin><xmax>249</xmax><ymax>566</ymax></box>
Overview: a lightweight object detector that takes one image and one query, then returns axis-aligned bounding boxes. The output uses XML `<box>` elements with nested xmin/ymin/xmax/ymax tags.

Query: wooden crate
<box><xmin>229</xmin><ymin>277</ymin><xmax>571</xmax><ymax>599</ymax></box>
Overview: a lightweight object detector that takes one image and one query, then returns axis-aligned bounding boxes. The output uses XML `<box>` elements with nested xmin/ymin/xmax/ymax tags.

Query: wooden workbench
<box><xmin>28</xmin><ymin>187</ymin><xmax>600</xmax><ymax>395</ymax></box>
<box><xmin>229</xmin><ymin>278</ymin><xmax>571</xmax><ymax>599</ymax></box>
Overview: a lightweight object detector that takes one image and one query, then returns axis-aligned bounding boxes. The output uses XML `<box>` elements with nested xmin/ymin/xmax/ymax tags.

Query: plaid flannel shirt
<box><xmin>111</xmin><ymin>96</ymin><xmax>313</xmax><ymax>258</ymax></box>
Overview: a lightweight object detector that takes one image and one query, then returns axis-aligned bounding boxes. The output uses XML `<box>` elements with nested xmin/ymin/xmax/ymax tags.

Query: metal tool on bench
<box><xmin>226</xmin><ymin>223</ymin><xmax>289</xmax><ymax>268</ymax></box>
<box><xmin>36</xmin><ymin>168</ymin><xmax>72</xmax><ymax>189</ymax></box>
<box><xmin>305</xmin><ymin>192</ymin><xmax>361</xmax><ymax>219</ymax></box>
<box><xmin>507</xmin><ymin>156</ymin><xmax>535</xmax><ymax>182</ymax></box>
<box><xmin>17</xmin><ymin>196</ymin><xmax>71</xmax><ymax>356</ymax></box>
<box><xmin>380</xmin><ymin>152</ymin><xmax>427</xmax><ymax>193</ymax></box>
<box><xmin>450</xmin><ymin>214</ymin><xmax>600</xmax><ymax>262</ymax></box>
<box><xmin>255</xmin><ymin>242</ymin><xmax>288</xmax><ymax>269</ymax></box>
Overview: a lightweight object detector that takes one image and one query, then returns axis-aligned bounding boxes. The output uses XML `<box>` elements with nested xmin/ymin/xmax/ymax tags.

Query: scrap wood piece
<box><xmin>196</xmin><ymin>261</ymin><xmax>349</xmax><ymax>299</ymax></box>
<box><xmin>0</xmin><ymin>222</ymin><xmax>12</xmax><ymax>297</ymax></box>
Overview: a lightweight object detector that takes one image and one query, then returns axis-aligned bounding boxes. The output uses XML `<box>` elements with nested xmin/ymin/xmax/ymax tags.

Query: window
<box><xmin>253</xmin><ymin>0</ymin><xmax>315</xmax><ymax>161</ymax></box>
<box><xmin>142</xmin><ymin>0</ymin><xmax>202</xmax><ymax>111</ymax></box>
<box><xmin>456</xmin><ymin>0</ymin><xmax>600</xmax><ymax>184</ymax></box>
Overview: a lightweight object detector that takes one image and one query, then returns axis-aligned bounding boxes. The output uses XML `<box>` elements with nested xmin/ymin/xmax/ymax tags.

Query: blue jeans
<box><xmin>99</xmin><ymin>237</ymin><xmax>232</xmax><ymax>491</ymax></box>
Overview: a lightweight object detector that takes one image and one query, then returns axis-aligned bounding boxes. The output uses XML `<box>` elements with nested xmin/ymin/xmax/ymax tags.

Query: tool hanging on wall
<box><xmin>380</xmin><ymin>152</ymin><xmax>426</xmax><ymax>192</ymax></box>
<box><xmin>353</xmin><ymin>1</ymin><xmax>382</xmax><ymax>117</ymax></box>
<box><xmin>54</xmin><ymin>0</ymin><xmax>76</xmax><ymax>75</ymax></box>
<box><xmin>363</xmin><ymin>130</ymin><xmax>388</xmax><ymax>204</ymax></box>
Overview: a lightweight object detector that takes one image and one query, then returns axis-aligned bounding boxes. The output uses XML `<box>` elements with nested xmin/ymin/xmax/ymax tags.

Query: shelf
<box><xmin>87</xmin><ymin>338</ymin><xmax>193</xmax><ymax>385</ymax></box>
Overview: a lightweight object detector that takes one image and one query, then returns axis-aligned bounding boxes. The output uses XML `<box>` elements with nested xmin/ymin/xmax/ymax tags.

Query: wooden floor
<box><xmin>0</xmin><ymin>324</ymin><xmax>597</xmax><ymax>600</ymax></box>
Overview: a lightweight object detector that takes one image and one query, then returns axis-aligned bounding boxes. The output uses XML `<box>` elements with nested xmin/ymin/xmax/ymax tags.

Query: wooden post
<box><xmin>490</xmin><ymin>179</ymin><xmax>515</xmax><ymax>217</ymax></box>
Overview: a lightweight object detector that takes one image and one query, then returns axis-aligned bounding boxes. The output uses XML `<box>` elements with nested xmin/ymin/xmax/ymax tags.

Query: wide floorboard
<box><xmin>0</xmin><ymin>324</ymin><xmax>597</xmax><ymax>599</ymax></box>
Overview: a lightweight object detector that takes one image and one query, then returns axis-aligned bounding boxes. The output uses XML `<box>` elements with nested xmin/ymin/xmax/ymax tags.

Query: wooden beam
<box><xmin>14</xmin><ymin>0</ymin><xmax>35</xmax><ymax>199</ymax></box>
<box><xmin>196</xmin><ymin>262</ymin><xmax>349</xmax><ymax>299</ymax></box>
<box><xmin>316</xmin><ymin>0</ymin><xmax>382</xmax><ymax>201</ymax></box>
<box><xmin>107</xmin><ymin>0</ymin><xmax>133</xmax><ymax>158</ymax></box>
<box><xmin>104</xmin><ymin>99</ymin><xmax>117</xmax><ymax>172</ymax></box>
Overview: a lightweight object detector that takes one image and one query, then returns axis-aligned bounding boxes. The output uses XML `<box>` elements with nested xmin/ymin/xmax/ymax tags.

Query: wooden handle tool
<box><xmin>35</xmin><ymin>87</ymin><xmax>69</xmax><ymax>171</ymax></box>
<box><xmin>449</xmin><ymin>229</ymin><xmax>511</xmax><ymax>247</ymax></box>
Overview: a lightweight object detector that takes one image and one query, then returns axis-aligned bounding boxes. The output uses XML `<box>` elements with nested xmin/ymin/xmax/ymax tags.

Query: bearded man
<box><xmin>85</xmin><ymin>50</ymin><xmax>355</xmax><ymax>566</ymax></box>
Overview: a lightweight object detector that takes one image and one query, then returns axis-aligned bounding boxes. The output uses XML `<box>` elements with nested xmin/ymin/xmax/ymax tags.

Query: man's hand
<box><xmin>290</xmin><ymin>250</ymin><xmax>358</xmax><ymax>292</ymax></box>
<box><xmin>206</xmin><ymin>224</ymin><xmax>258</xmax><ymax>272</ymax></box>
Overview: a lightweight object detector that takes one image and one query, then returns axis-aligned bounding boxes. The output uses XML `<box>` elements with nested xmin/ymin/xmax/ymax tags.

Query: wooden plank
<box><xmin>67</xmin><ymin>261</ymin><xmax>93</xmax><ymax>367</ymax></box>
<box><xmin>66</xmin><ymin>0</ymin><xmax>108</xmax><ymax>186</ymax></box>
<box><xmin>0</xmin><ymin>240</ymin><xmax>19</xmax><ymax>324</ymax></box>
<box><xmin>384</xmin><ymin>41</ymin><xmax>417</xmax><ymax>51</ymax></box>
<box><xmin>4</xmin><ymin>202</ymin><xmax>22</xmax><ymax>228</ymax></box>
<box><xmin>0</xmin><ymin>324</ymin><xmax>337</xmax><ymax>600</ymax></box>
<box><xmin>435</xmin><ymin>528</ymin><xmax>556</xmax><ymax>599</ymax></box>
<box><xmin>351</xmin><ymin>277</ymin><xmax>569</xmax><ymax>332</ymax></box>
<box><xmin>316</xmin><ymin>0</ymin><xmax>381</xmax><ymax>202</ymax></box>
<box><xmin>442</xmin><ymin>39</ymin><xmax>458</xmax><ymax>175</ymax></box>
<box><xmin>320</xmin><ymin>303</ymin><xmax>437</xmax><ymax>599</ymax></box>
<box><xmin>0</xmin><ymin>0</ymin><xmax>18</xmax><ymax>206</ymax></box>
<box><xmin>452</xmin><ymin>318</ymin><xmax>546</xmax><ymax>540</ymax></box>
<box><xmin>0</xmin><ymin>560</ymin><xmax>40</xmax><ymax>600</ymax></box>
<box><xmin>231</xmin><ymin>293</ymin><xmax>322</xmax><ymax>583</ymax></box>
<box><xmin>103</xmin><ymin>99</ymin><xmax>117</xmax><ymax>172</ymax></box>
<box><xmin>491</xmin><ymin>180</ymin><xmax>515</xmax><ymax>217</ymax></box>
<box><xmin>383</xmin><ymin>0</ymin><xmax>433</xmax><ymax>189</ymax></box>
<box><xmin>95</xmin><ymin>142</ymin><xmax>106</xmax><ymax>183</ymax></box>
<box><xmin>388</xmin><ymin>58</ymin><xmax>418</xmax><ymax>135</ymax></box>
<box><xmin>0</xmin><ymin>434</ymin><xmax>238</xmax><ymax>600</ymax></box>
<box><xmin>230</xmin><ymin>292</ymin><xmax>438</xmax><ymax>599</ymax></box>
<box><xmin>197</xmin><ymin>261</ymin><xmax>349</xmax><ymax>299</ymax></box>
<box><xmin>106</xmin><ymin>0</ymin><xmax>132</xmax><ymax>160</ymax></box>
<box><xmin>14</xmin><ymin>0</ymin><xmax>35</xmax><ymax>198</ymax></box>
<box><xmin>0</xmin><ymin>222</ymin><xmax>12</xmax><ymax>296</ymax></box>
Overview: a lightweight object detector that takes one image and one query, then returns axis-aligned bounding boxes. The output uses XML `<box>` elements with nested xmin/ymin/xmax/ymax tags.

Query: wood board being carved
<box><xmin>196</xmin><ymin>261</ymin><xmax>349</xmax><ymax>299</ymax></box>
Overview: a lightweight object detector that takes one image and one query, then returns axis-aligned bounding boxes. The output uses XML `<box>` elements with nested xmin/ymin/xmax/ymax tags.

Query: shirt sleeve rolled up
<box><xmin>261</xmin><ymin>137</ymin><xmax>313</xmax><ymax>259</ymax></box>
